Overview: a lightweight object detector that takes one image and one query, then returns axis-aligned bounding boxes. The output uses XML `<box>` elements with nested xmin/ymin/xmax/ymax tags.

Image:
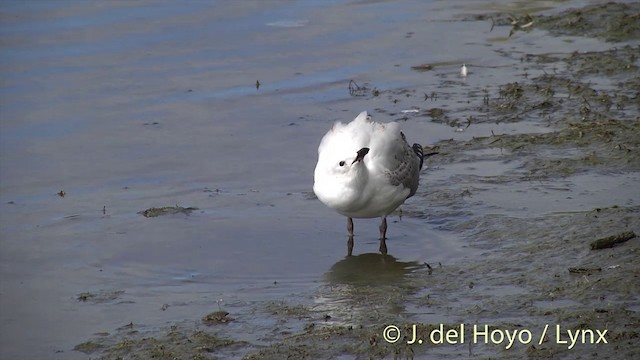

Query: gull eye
<box><xmin>339</xmin><ymin>161</ymin><xmax>346</xmax><ymax>167</ymax></box>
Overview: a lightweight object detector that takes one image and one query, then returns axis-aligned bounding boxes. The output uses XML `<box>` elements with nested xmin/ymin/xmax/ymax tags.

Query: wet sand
<box><xmin>0</xmin><ymin>0</ymin><xmax>638</xmax><ymax>359</ymax></box>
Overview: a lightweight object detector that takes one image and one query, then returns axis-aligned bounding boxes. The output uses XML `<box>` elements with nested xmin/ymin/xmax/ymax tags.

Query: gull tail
<box><xmin>412</xmin><ymin>143</ymin><xmax>424</xmax><ymax>169</ymax></box>
<box><xmin>412</xmin><ymin>144</ymin><xmax>439</xmax><ymax>170</ymax></box>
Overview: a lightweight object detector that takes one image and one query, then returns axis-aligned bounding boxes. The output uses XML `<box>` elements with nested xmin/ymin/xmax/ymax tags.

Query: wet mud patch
<box><xmin>75</xmin><ymin>322</ymin><xmax>246</xmax><ymax>359</ymax></box>
<box><xmin>536</xmin><ymin>2</ymin><xmax>640</xmax><ymax>42</ymax></box>
<box><xmin>469</xmin><ymin>2</ymin><xmax>640</xmax><ymax>42</ymax></box>
<box><xmin>442</xmin><ymin>205</ymin><xmax>640</xmax><ymax>359</ymax></box>
<box><xmin>488</xmin><ymin>118</ymin><xmax>639</xmax><ymax>179</ymax></box>
<box><xmin>457</xmin><ymin>65</ymin><xmax>637</xmax><ymax>128</ymax></box>
<box><xmin>564</xmin><ymin>45</ymin><xmax>639</xmax><ymax>77</ymax></box>
<box><xmin>202</xmin><ymin>311</ymin><xmax>235</xmax><ymax>326</ymax></box>
<box><xmin>368</xmin><ymin>47</ymin><xmax>638</xmax><ymax>134</ymax></box>
<box><xmin>77</xmin><ymin>290</ymin><xmax>126</xmax><ymax>304</ymax></box>
<box><xmin>138</xmin><ymin>205</ymin><xmax>199</xmax><ymax>218</ymax></box>
<box><xmin>421</xmin><ymin>116</ymin><xmax>639</xmax><ymax>192</ymax></box>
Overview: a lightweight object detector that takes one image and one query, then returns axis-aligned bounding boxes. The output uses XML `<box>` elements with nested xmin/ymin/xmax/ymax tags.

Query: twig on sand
<box><xmin>568</xmin><ymin>267</ymin><xmax>601</xmax><ymax>274</ymax></box>
<box><xmin>589</xmin><ymin>231</ymin><xmax>636</xmax><ymax>250</ymax></box>
<box><xmin>348</xmin><ymin>80</ymin><xmax>367</xmax><ymax>96</ymax></box>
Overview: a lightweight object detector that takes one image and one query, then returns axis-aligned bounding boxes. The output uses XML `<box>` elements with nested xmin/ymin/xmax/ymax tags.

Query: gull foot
<box><xmin>379</xmin><ymin>238</ymin><xmax>388</xmax><ymax>255</ymax></box>
<box><xmin>347</xmin><ymin>236</ymin><xmax>354</xmax><ymax>257</ymax></box>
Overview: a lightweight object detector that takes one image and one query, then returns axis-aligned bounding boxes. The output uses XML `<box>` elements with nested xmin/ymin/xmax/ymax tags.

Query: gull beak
<box><xmin>351</xmin><ymin>147</ymin><xmax>370</xmax><ymax>165</ymax></box>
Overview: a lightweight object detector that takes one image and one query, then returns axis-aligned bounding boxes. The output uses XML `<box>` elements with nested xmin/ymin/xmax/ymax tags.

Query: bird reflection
<box><xmin>324</xmin><ymin>253</ymin><xmax>422</xmax><ymax>286</ymax></box>
<box><xmin>316</xmin><ymin>253</ymin><xmax>428</xmax><ymax>323</ymax></box>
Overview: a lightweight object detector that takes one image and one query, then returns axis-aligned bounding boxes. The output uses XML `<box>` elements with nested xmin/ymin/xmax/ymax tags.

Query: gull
<box><xmin>313</xmin><ymin>111</ymin><xmax>425</xmax><ymax>255</ymax></box>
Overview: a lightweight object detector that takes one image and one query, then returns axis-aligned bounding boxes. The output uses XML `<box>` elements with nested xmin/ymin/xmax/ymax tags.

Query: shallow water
<box><xmin>1</xmin><ymin>0</ymin><xmax>638</xmax><ymax>358</ymax></box>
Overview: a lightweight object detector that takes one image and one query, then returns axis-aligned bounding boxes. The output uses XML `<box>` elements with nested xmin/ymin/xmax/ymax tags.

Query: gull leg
<box><xmin>379</xmin><ymin>217</ymin><xmax>387</xmax><ymax>240</ymax></box>
<box><xmin>379</xmin><ymin>217</ymin><xmax>388</xmax><ymax>255</ymax></box>
<box><xmin>347</xmin><ymin>217</ymin><xmax>354</xmax><ymax>256</ymax></box>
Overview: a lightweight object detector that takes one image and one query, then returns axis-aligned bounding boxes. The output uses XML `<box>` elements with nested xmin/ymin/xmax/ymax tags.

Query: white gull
<box><xmin>313</xmin><ymin>111</ymin><xmax>425</xmax><ymax>255</ymax></box>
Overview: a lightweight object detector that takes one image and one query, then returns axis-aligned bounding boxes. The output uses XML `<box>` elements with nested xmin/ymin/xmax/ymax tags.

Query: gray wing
<box><xmin>385</xmin><ymin>132</ymin><xmax>423</xmax><ymax>198</ymax></box>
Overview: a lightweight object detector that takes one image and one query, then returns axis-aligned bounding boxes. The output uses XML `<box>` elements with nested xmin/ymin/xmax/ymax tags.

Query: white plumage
<box><xmin>313</xmin><ymin>111</ymin><xmax>424</xmax><ymax>255</ymax></box>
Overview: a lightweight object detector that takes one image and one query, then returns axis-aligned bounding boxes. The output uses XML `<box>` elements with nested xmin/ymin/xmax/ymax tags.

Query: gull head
<box><xmin>313</xmin><ymin>131</ymin><xmax>371</xmax><ymax>214</ymax></box>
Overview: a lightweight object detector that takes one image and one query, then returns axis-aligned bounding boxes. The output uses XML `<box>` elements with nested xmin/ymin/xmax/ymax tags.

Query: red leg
<box><xmin>379</xmin><ymin>217</ymin><xmax>388</xmax><ymax>255</ymax></box>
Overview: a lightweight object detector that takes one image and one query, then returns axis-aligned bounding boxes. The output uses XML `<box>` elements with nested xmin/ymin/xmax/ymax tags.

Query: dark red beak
<box><xmin>351</xmin><ymin>147</ymin><xmax>369</xmax><ymax>165</ymax></box>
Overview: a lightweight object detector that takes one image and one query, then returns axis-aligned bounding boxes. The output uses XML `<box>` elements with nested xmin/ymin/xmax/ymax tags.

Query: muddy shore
<box><xmin>1</xmin><ymin>1</ymin><xmax>638</xmax><ymax>359</ymax></box>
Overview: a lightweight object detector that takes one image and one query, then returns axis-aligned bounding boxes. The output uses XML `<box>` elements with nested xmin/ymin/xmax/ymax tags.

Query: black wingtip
<box><xmin>412</xmin><ymin>143</ymin><xmax>424</xmax><ymax>169</ymax></box>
